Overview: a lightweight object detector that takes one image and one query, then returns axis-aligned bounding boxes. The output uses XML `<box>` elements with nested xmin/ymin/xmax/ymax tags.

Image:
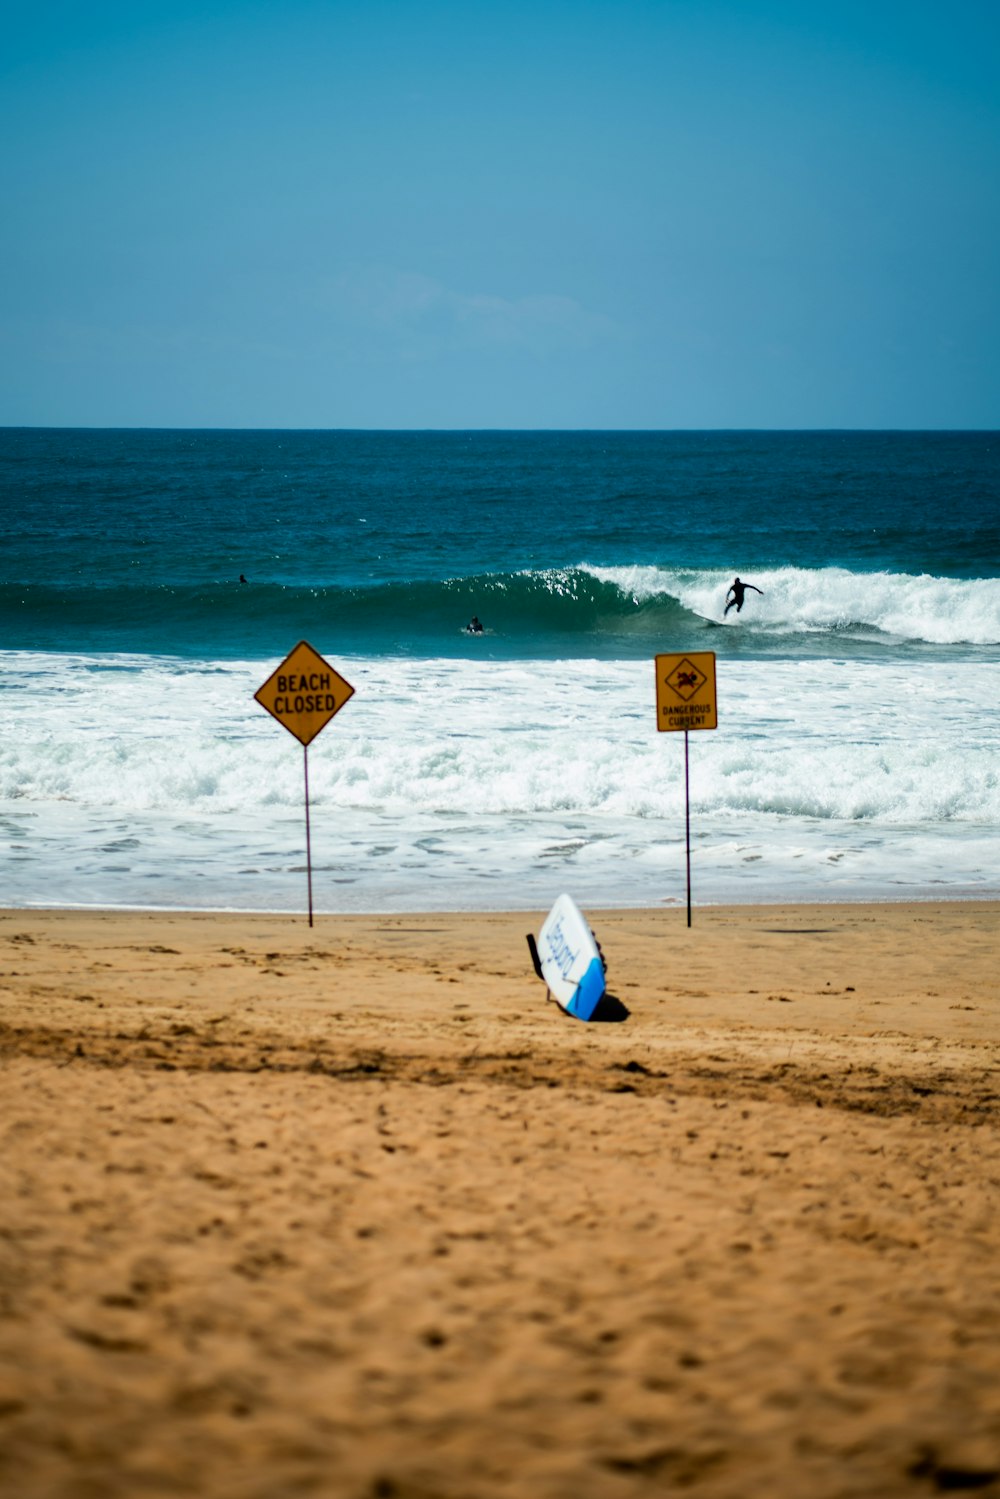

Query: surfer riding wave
<box><xmin>724</xmin><ymin>577</ymin><xmax>763</xmax><ymax>616</ymax></box>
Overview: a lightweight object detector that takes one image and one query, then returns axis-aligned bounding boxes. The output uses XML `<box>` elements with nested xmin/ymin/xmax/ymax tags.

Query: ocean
<box><xmin>2</xmin><ymin>428</ymin><xmax>998</xmax><ymax>912</ymax></box>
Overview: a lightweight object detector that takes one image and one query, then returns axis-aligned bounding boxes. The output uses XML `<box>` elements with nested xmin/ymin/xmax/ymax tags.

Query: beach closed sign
<box><xmin>254</xmin><ymin>640</ymin><xmax>355</xmax><ymax>747</ymax></box>
<box><xmin>655</xmin><ymin>651</ymin><xmax>718</xmax><ymax>732</ymax></box>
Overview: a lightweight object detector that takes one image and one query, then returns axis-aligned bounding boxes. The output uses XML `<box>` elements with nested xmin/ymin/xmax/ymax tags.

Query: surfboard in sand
<box><xmin>527</xmin><ymin>893</ymin><xmax>607</xmax><ymax>1021</ymax></box>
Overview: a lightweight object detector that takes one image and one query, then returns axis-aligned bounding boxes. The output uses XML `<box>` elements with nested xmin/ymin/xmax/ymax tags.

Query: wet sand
<box><xmin>1</xmin><ymin>901</ymin><xmax>999</xmax><ymax>1498</ymax></box>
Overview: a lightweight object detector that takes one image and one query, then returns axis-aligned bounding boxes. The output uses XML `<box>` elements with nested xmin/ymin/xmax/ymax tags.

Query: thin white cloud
<box><xmin>322</xmin><ymin>267</ymin><xmax>621</xmax><ymax>357</ymax></box>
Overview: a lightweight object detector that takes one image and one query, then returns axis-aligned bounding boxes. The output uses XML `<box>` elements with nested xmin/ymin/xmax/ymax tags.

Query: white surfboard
<box><xmin>528</xmin><ymin>893</ymin><xmax>607</xmax><ymax>1021</ymax></box>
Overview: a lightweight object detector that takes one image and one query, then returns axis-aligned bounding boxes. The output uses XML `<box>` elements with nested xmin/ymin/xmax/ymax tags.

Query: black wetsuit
<box><xmin>724</xmin><ymin>578</ymin><xmax>762</xmax><ymax>615</ymax></box>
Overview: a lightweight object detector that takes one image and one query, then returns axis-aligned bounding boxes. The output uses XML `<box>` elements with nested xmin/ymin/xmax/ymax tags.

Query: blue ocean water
<box><xmin>1</xmin><ymin>429</ymin><xmax>998</xmax><ymax>911</ymax></box>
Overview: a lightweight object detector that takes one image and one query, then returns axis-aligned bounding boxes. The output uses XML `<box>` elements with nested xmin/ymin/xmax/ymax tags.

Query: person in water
<box><xmin>724</xmin><ymin>577</ymin><xmax>762</xmax><ymax>615</ymax></box>
<box><xmin>466</xmin><ymin>615</ymin><xmax>484</xmax><ymax>634</ymax></box>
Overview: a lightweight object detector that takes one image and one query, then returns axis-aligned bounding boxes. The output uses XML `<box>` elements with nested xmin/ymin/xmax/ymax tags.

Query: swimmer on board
<box><xmin>466</xmin><ymin>615</ymin><xmax>484</xmax><ymax>635</ymax></box>
<box><xmin>724</xmin><ymin>577</ymin><xmax>762</xmax><ymax>616</ymax></box>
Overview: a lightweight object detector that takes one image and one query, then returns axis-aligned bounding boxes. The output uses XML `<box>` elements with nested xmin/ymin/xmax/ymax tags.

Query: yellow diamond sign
<box><xmin>254</xmin><ymin>640</ymin><xmax>355</xmax><ymax>747</ymax></box>
<box><xmin>655</xmin><ymin>651</ymin><xmax>717</xmax><ymax>732</ymax></box>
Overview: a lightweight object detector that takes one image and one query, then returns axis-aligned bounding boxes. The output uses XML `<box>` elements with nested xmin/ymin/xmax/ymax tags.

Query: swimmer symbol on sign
<box><xmin>664</xmin><ymin>658</ymin><xmax>708</xmax><ymax>701</ymax></box>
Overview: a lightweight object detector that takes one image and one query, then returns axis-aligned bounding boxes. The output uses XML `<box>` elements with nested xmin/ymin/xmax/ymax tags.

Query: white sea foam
<box><xmin>584</xmin><ymin>564</ymin><xmax>1000</xmax><ymax>645</ymax></box>
<box><xmin>1</xmin><ymin>650</ymin><xmax>998</xmax><ymax>910</ymax></box>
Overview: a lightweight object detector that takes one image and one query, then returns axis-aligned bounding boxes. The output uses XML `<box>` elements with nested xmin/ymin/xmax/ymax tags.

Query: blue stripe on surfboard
<box><xmin>566</xmin><ymin>956</ymin><xmax>606</xmax><ymax>1022</ymax></box>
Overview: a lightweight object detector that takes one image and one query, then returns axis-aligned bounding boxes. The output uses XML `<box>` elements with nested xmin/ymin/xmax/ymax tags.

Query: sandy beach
<box><xmin>1</xmin><ymin>900</ymin><xmax>999</xmax><ymax>1499</ymax></box>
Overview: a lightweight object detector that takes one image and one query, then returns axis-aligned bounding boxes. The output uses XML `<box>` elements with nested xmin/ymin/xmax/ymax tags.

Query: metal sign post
<box><xmin>684</xmin><ymin>728</ymin><xmax>692</xmax><ymax>925</ymax></box>
<box><xmin>654</xmin><ymin>652</ymin><xmax>718</xmax><ymax>926</ymax></box>
<box><xmin>254</xmin><ymin>640</ymin><xmax>355</xmax><ymax>926</ymax></box>
<box><xmin>303</xmin><ymin>745</ymin><xmax>314</xmax><ymax>926</ymax></box>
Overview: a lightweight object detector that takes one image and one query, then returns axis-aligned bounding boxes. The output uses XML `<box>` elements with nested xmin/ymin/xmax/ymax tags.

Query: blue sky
<box><xmin>2</xmin><ymin>0</ymin><xmax>998</xmax><ymax>427</ymax></box>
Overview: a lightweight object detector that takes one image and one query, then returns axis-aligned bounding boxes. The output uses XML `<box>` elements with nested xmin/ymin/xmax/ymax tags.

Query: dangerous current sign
<box><xmin>655</xmin><ymin>651</ymin><xmax>718</xmax><ymax>732</ymax></box>
<box><xmin>254</xmin><ymin>640</ymin><xmax>355</xmax><ymax>747</ymax></box>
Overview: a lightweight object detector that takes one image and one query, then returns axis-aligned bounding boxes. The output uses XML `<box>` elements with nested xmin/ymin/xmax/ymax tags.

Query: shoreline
<box><xmin>2</xmin><ymin>899</ymin><xmax>999</xmax><ymax>1497</ymax></box>
<box><xmin>7</xmin><ymin>885</ymin><xmax>1000</xmax><ymax>915</ymax></box>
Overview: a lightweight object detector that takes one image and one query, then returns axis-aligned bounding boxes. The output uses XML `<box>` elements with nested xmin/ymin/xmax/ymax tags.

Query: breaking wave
<box><xmin>0</xmin><ymin>564</ymin><xmax>997</xmax><ymax>656</ymax></box>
